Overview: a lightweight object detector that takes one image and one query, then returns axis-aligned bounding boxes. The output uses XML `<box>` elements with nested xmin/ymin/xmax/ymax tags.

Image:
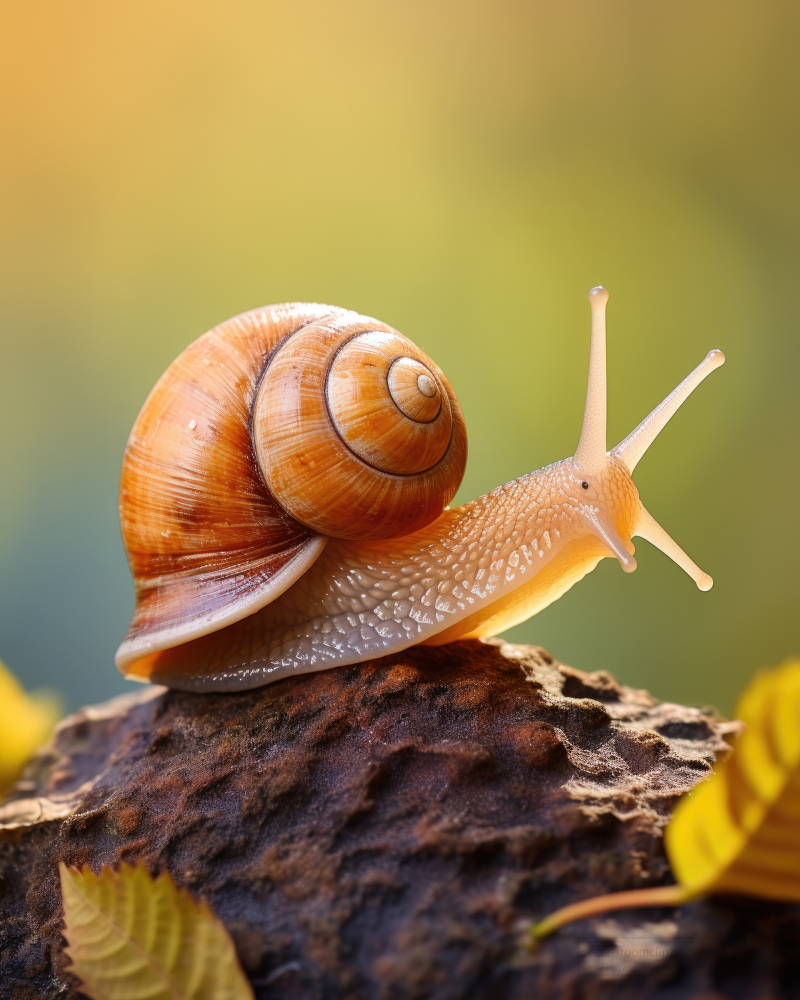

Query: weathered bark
<box><xmin>1</xmin><ymin>639</ymin><xmax>798</xmax><ymax>999</ymax></box>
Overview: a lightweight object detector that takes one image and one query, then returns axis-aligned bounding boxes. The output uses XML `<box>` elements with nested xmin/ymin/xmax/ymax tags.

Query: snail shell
<box><xmin>117</xmin><ymin>304</ymin><xmax>467</xmax><ymax>672</ymax></box>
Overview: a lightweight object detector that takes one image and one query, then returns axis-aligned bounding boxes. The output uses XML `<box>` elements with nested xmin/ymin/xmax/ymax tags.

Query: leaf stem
<box><xmin>530</xmin><ymin>883</ymin><xmax>697</xmax><ymax>942</ymax></box>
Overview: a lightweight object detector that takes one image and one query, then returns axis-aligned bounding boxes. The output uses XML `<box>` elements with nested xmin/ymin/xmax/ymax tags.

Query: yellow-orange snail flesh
<box><xmin>116</xmin><ymin>289</ymin><xmax>724</xmax><ymax>692</ymax></box>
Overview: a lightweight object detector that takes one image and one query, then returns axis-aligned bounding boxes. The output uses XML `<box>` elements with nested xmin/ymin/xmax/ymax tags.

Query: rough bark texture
<box><xmin>1</xmin><ymin>639</ymin><xmax>798</xmax><ymax>1000</ymax></box>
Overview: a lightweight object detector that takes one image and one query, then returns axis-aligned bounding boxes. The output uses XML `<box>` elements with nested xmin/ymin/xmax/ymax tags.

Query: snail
<box><xmin>116</xmin><ymin>288</ymin><xmax>724</xmax><ymax>692</ymax></box>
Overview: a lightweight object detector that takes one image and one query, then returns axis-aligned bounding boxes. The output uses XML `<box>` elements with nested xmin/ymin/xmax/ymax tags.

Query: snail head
<box><xmin>568</xmin><ymin>286</ymin><xmax>724</xmax><ymax>590</ymax></box>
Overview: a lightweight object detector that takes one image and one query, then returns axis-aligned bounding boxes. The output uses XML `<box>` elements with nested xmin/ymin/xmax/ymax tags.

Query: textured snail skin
<box><xmin>117</xmin><ymin>289</ymin><xmax>724</xmax><ymax>692</ymax></box>
<box><xmin>128</xmin><ymin>456</ymin><xmax>639</xmax><ymax>691</ymax></box>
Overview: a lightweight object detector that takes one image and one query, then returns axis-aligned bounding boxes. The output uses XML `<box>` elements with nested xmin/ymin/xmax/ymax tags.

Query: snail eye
<box><xmin>581</xmin><ymin>481</ymin><xmax>589</xmax><ymax>489</ymax></box>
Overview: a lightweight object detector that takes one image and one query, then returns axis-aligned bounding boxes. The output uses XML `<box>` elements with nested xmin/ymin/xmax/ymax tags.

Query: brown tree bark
<box><xmin>1</xmin><ymin>639</ymin><xmax>798</xmax><ymax>999</ymax></box>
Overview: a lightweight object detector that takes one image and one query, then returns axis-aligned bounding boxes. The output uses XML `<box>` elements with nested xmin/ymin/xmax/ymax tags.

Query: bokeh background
<box><xmin>1</xmin><ymin>0</ymin><xmax>797</xmax><ymax>715</ymax></box>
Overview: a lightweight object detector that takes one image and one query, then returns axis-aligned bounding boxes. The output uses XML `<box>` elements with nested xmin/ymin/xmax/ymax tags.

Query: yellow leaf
<box><xmin>531</xmin><ymin>660</ymin><xmax>800</xmax><ymax>941</ymax></box>
<box><xmin>666</xmin><ymin>659</ymin><xmax>800</xmax><ymax>900</ymax></box>
<box><xmin>60</xmin><ymin>862</ymin><xmax>255</xmax><ymax>1000</ymax></box>
<box><xmin>0</xmin><ymin>657</ymin><xmax>61</xmax><ymax>797</ymax></box>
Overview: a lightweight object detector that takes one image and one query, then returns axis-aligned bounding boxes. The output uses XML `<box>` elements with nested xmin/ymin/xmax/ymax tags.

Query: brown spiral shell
<box><xmin>255</xmin><ymin>324</ymin><xmax>464</xmax><ymax>540</ymax></box>
<box><xmin>116</xmin><ymin>304</ymin><xmax>466</xmax><ymax>673</ymax></box>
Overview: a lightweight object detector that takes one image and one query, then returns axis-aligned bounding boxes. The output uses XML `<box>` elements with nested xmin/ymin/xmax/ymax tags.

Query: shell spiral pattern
<box><xmin>116</xmin><ymin>304</ymin><xmax>467</xmax><ymax>676</ymax></box>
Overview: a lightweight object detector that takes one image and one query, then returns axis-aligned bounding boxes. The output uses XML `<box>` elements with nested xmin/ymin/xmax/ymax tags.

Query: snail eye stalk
<box><xmin>611</xmin><ymin>349</ymin><xmax>725</xmax><ymax>473</ymax></box>
<box><xmin>573</xmin><ymin>286</ymin><xmax>610</xmax><ymax>477</ymax></box>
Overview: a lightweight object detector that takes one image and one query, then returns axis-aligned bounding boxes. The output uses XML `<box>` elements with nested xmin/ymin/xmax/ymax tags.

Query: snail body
<box><xmin>117</xmin><ymin>289</ymin><xmax>724</xmax><ymax>692</ymax></box>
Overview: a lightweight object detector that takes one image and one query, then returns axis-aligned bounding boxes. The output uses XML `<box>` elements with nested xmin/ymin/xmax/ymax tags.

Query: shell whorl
<box><xmin>116</xmin><ymin>304</ymin><xmax>466</xmax><ymax>676</ymax></box>
<box><xmin>254</xmin><ymin>323</ymin><xmax>466</xmax><ymax>540</ymax></box>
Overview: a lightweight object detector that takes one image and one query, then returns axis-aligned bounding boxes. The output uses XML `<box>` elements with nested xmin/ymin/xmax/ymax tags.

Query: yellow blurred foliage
<box><xmin>532</xmin><ymin>659</ymin><xmax>800</xmax><ymax>940</ymax></box>
<box><xmin>667</xmin><ymin>659</ymin><xmax>800</xmax><ymax>900</ymax></box>
<box><xmin>0</xmin><ymin>658</ymin><xmax>61</xmax><ymax>798</ymax></box>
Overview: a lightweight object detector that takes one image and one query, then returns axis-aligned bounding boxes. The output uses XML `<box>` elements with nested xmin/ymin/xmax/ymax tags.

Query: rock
<box><xmin>0</xmin><ymin>639</ymin><xmax>797</xmax><ymax>1000</ymax></box>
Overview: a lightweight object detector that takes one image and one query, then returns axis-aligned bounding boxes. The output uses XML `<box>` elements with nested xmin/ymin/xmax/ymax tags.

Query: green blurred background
<box><xmin>0</xmin><ymin>0</ymin><xmax>797</xmax><ymax>715</ymax></box>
